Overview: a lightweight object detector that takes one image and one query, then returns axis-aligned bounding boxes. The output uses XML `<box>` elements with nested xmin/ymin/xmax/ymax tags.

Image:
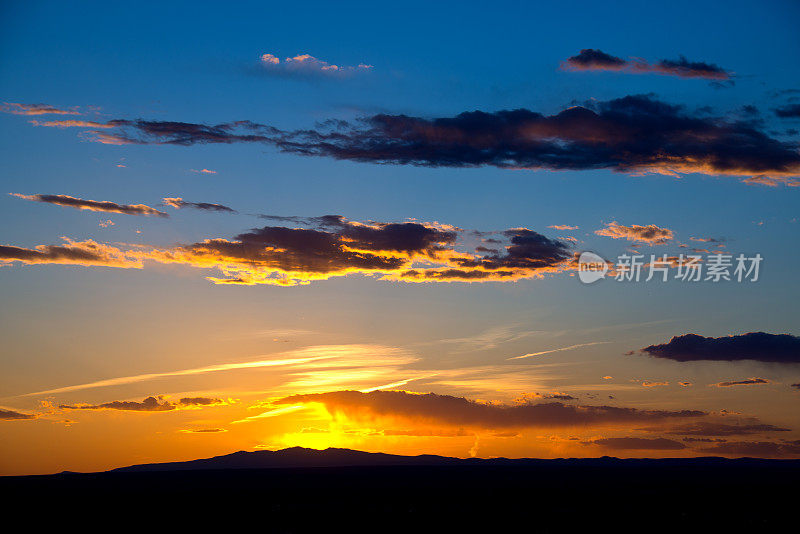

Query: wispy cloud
<box><xmin>1</xmin><ymin>102</ymin><xmax>80</xmax><ymax>116</ymax></box>
<box><xmin>20</xmin><ymin>345</ymin><xmax>415</xmax><ymax>397</ymax></box>
<box><xmin>11</xmin><ymin>193</ymin><xmax>168</xmax><ymax>217</ymax></box>
<box><xmin>162</xmin><ymin>197</ymin><xmax>236</xmax><ymax>213</ymax></box>
<box><xmin>508</xmin><ymin>342</ymin><xmax>609</xmax><ymax>360</ymax></box>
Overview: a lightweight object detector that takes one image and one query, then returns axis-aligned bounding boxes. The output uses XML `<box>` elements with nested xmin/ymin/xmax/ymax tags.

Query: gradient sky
<box><xmin>2</xmin><ymin>0</ymin><xmax>800</xmax><ymax>475</ymax></box>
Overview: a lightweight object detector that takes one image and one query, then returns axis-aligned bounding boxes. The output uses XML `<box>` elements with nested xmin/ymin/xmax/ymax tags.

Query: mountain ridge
<box><xmin>97</xmin><ymin>446</ymin><xmax>799</xmax><ymax>474</ymax></box>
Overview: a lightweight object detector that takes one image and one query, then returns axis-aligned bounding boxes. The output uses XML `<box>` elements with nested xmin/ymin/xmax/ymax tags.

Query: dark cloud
<box><xmin>162</xmin><ymin>197</ymin><xmax>237</xmax><ymax>213</ymax></box>
<box><xmin>11</xmin><ymin>193</ymin><xmax>167</xmax><ymax>217</ymax></box>
<box><xmin>699</xmin><ymin>440</ymin><xmax>800</xmax><ymax>458</ymax></box>
<box><xmin>0</xmin><ymin>408</ymin><xmax>37</xmax><ymax>420</ymax></box>
<box><xmin>59</xmin><ymin>396</ymin><xmax>224</xmax><ymax>412</ymax></box>
<box><xmin>647</xmin><ymin>422</ymin><xmax>790</xmax><ymax>436</ymax></box>
<box><xmin>774</xmin><ymin>104</ymin><xmax>800</xmax><ymax>119</ymax></box>
<box><xmin>158</xmin><ymin>219</ymin><xmax>572</xmax><ymax>285</ymax></box>
<box><xmin>0</xmin><ymin>216</ymin><xmax>575</xmax><ymax>285</ymax></box>
<box><xmin>586</xmin><ymin>437</ymin><xmax>687</xmax><ymax>450</ymax></box>
<box><xmin>54</xmin><ymin>95</ymin><xmax>800</xmax><ymax>182</ymax></box>
<box><xmin>178</xmin><ymin>397</ymin><xmax>225</xmax><ymax>406</ymax></box>
<box><xmin>381</xmin><ymin>429</ymin><xmax>474</xmax><ymax>437</ymax></box>
<box><xmin>714</xmin><ymin>378</ymin><xmax>770</xmax><ymax>387</ymax></box>
<box><xmin>562</xmin><ymin>49</ymin><xmax>627</xmax><ymax>70</ymax></box>
<box><xmin>562</xmin><ymin>50</ymin><xmax>732</xmax><ymax>80</ymax></box>
<box><xmin>638</xmin><ymin>333</ymin><xmax>800</xmax><ymax>364</ymax></box>
<box><xmin>274</xmin><ymin>390</ymin><xmax>706</xmax><ymax>430</ymax></box>
<box><xmin>653</xmin><ymin>56</ymin><xmax>732</xmax><ymax>80</ymax></box>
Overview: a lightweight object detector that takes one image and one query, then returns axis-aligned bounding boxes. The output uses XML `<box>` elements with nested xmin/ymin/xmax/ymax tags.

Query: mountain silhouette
<box><xmin>108</xmin><ymin>446</ymin><xmax>793</xmax><ymax>473</ymax></box>
<box><xmin>4</xmin><ymin>447</ymin><xmax>798</xmax><ymax>532</ymax></box>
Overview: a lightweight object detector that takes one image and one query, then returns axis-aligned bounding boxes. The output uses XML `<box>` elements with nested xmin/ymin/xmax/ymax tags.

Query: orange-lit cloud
<box><xmin>713</xmin><ymin>378</ymin><xmax>770</xmax><ymax>388</ymax></box>
<box><xmin>1</xmin><ymin>102</ymin><xmax>80</xmax><ymax>115</ymax></box>
<box><xmin>1</xmin><ymin>217</ymin><xmax>577</xmax><ymax>286</ymax></box>
<box><xmin>594</xmin><ymin>221</ymin><xmax>674</xmax><ymax>244</ymax></box>
<box><xmin>30</xmin><ymin>119</ymin><xmax>113</xmax><ymax>128</ymax></box>
<box><xmin>274</xmin><ymin>390</ymin><xmax>706</xmax><ymax>430</ymax></box>
<box><xmin>11</xmin><ymin>193</ymin><xmax>168</xmax><ymax>217</ymax></box>
<box><xmin>0</xmin><ymin>238</ymin><xmax>142</xmax><ymax>268</ymax></box>
<box><xmin>642</xmin><ymin>381</ymin><xmax>669</xmax><ymax>387</ymax></box>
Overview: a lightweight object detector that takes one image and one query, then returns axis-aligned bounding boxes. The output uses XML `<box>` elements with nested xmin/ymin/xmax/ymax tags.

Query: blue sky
<box><xmin>1</xmin><ymin>0</ymin><xmax>799</xmax><ymax>473</ymax></box>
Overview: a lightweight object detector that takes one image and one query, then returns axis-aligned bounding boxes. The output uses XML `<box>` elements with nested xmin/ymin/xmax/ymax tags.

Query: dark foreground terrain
<box><xmin>3</xmin><ymin>448</ymin><xmax>797</xmax><ymax>532</ymax></box>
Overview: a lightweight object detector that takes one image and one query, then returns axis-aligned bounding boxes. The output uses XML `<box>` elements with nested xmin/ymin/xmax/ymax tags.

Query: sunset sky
<box><xmin>2</xmin><ymin>1</ymin><xmax>800</xmax><ymax>476</ymax></box>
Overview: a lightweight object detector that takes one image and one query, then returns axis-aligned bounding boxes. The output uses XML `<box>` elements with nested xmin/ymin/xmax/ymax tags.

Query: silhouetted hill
<box><xmin>109</xmin><ymin>446</ymin><xmax>797</xmax><ymax>473</ymax></box>
<box><xmin>4</xmin><ymin>448</ymin><xmax>798</xmax><ymax>532</ymax></box>
<box><xmin>110</xmin><ymin>446</ymin><xmax>464</xmax><ymax>472</ymax></box>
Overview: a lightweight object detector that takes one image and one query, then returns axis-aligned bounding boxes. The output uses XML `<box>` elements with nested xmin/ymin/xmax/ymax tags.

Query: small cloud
<box><xmin>562</xmin><ymin>49</ymin><xmax>733</xmax><ymax>81</ymax></box>
<box><xmin>258</xmin><ymin>53</ymin><xmax>373</xmax><ymax>77</ymax></box>
<box><xmin>98</xmin><ymin>220</ymin><xmax>115</xmax><ymax>228</ymax></box>
<box><xmin>162</xmin><ymin>197</ymin><xmax>236</xmax><ymax>213</ymax></box>
<box><xmin>0</xmin><ymin>407</ymin><xmax>37</xmax><ymax>420</ymax></box>
<box><xmin>190</xmin><ymin>168</ymin><xmax>217</xmax><ymax>174</ymax></box>
<box><xmin>547</xmin><ymin>224</ymin><xmax>579</xmax><ymax>231</ymax></box>
<box><xmin>595</xmin><ymin>221</ymin><xmax>673</xmax><ymax>245</ymax></box>
<box><xmin>1</xmin><ymin>102</ymin><xmax>80</xmax><ymax>116</ymax></box>
<box><xmin>179</xmin><ymin>428</ymin><xmax>228</xmax><ymax>433</ymax></box>
<box><xmin>774</xmin><ymin>104</ymin><xmax>800</xmax><ymax>119</ymax></box>
<box><xmin>713</xmin><ymin>377</ymin><xmax>770</xmax><ymax>388</ymax></box>
<box><xmin>59</xmin><ymin>395</ymin><xmax>227</xmax><ymax>412</ymax></box>
<box><xmin>30</xmin><ymin>119</ymin><xmax>111</xmax><ymax>128</ymax></box>
<box><xmin>11</xmin><ymin>193</ymin><xmax>168</xmax><ymax>217</ymax></box>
